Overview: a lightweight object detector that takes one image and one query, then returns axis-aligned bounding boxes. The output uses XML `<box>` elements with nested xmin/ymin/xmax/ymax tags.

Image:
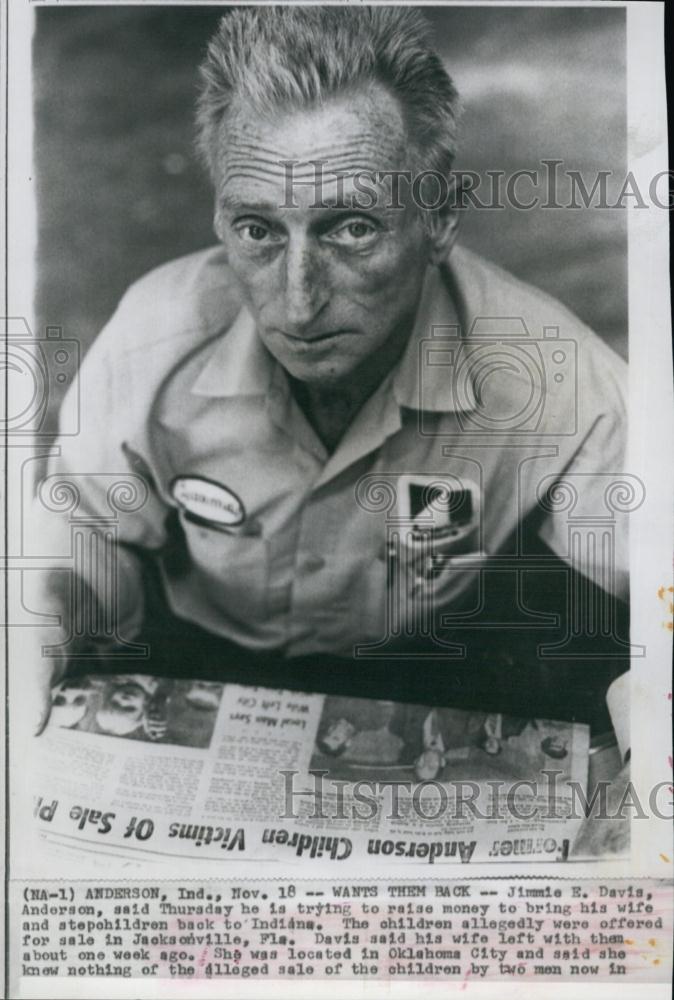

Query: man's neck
<box><xmin>290</xmin><ymin>332</ymin><xmax>409</xmax><ymax>454</ymax></box>
<box><xmin>290</xmin><ymin>381</ymin><xmax>364</xmax><ymax>454</ymax></box>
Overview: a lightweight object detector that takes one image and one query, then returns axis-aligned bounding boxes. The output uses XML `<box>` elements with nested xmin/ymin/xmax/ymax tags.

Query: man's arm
<box><xmin>537</xmin><ymin>408</ymin><xmax>630</xmax><ymax>603</ymax></box>
<box><xmin>28</xmin><ymin>302</ymin><xmax>171</xmax><ymax>732</ymax></box>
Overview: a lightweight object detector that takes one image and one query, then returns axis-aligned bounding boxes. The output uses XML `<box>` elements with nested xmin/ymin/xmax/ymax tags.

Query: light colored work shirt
<box><xmin>35</xmin><ymin>244</ymin><xmax>628</xmax><ymax>657</ymax></box>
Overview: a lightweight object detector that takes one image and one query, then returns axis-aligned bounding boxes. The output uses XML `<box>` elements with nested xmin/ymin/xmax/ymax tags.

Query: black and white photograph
<box><xmin>48</xmin><ymin>673</ymin><xmax>224</xmax><ymax>747</ymax></box>
<box><xmin>2</xmin><ymin>1</ymin><xmax>672</xmax><ymax>996</ymax></box>
<box><xmin>27</xmin><ymin>3</ymin><xmax>635</xmax><ymax>759</ymax></box>
<box><xmin>310</xmin><ymin>694</ymin><xmax>583</xmax><ymax>785</ymax></box>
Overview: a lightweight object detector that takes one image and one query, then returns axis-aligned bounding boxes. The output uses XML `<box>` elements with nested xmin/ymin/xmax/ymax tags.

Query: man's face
<box><xmin>214</xmin><ymin>83</ymin><xmax>432</xmax><ymax>387</ymax></box>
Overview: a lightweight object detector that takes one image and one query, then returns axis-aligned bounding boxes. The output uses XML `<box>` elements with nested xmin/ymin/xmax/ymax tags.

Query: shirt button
<box><xmin>302</xmin><ymin>554</ymin><xmax>325</xmax><ymax>572</ymax></box>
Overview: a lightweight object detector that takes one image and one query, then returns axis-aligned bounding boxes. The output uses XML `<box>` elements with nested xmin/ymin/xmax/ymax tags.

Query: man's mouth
<box><xmin>277</xmin><ymin>329</ymin><xmax>351</xmax><ymax>345</ymax></box>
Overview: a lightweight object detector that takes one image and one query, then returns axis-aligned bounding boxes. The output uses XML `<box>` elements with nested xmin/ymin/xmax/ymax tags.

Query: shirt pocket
<box><xmin>181</xmin><ymin>516</ymin><xmax>269</xmax><ymax>623</ymax></box>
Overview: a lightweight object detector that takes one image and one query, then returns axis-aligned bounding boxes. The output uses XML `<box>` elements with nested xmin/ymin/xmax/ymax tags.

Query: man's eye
<box><xmin>328</xmin><ymin>219</ymin><xmax>379</xmax><ymax>245</ymax></box>
<box><xmin>234</xmin><ymin>222</ymin><xmax>278</xmax><ymax>244</ymax></box>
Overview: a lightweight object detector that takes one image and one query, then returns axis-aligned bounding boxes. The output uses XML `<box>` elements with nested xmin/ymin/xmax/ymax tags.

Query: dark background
<box><xmin>34</xmin><ymin>4</ymin><xmax>628</xmax><ymax>402</ymax></box>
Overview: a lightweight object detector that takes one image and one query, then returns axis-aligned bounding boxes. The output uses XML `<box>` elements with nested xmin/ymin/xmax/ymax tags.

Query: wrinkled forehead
<box><xmin>215</xmin><ymin>84</ymin><xmax>412</xmax><ymax>209</ymax></box>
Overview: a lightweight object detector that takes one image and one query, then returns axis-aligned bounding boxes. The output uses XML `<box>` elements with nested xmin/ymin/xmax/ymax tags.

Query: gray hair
<box><xmin>196</xmin><ymin>6</ymin><xmax>460</xmax><ymax>183</ymax></box>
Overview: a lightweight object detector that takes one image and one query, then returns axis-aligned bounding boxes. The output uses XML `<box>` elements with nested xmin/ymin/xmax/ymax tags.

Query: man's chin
<box><xmin>280</xmin><ymin>356</ymin><xmax>355</xmax><ymax>388</ymax></box>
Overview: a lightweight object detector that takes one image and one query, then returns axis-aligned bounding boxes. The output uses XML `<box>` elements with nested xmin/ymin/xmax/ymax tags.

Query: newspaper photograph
<box><xmin>22</xmin><ymin>673</ymin><xmax>596</xmax><ymax>869</ymax></box>
<box><xmin>2</xmin><ymin>1</ymin><xmax>672</xmax><ymax>997</ymax></box>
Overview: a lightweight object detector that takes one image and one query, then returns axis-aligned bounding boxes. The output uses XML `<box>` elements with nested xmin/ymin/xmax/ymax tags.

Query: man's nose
<box><xmin>282</xmin><ymin>240</ymin><xmax>329</xmax><ymax>335</ymax></box>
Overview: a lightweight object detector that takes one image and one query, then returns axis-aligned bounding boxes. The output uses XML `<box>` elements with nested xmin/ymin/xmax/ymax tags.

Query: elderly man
<box><xmin>32</xmin><ymin>7</ymin><xmax>628</xmax><ymax>731</ymax></box>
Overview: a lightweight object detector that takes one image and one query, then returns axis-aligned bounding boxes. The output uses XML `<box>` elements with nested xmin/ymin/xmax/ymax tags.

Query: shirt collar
<box><xmin>391</xmin><ymin>261</ymin><xmax>477</xmax><ymax>413</ymax></box>
<box><xmin>191</xmin><ymin>255</ymin><xmax>477</xmax><ymax>412</ymax></box>
<box><xmin>191</xmin><ymin>303</ymin><xmax>273</xmax><ymax>398</ymax></box>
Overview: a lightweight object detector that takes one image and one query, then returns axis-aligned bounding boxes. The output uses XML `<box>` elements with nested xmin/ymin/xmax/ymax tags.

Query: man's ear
<box><xmin>213</xmin><ymin>209</ymin><xmax>231</xmax><ymax>263</ymax></box>
<box><xmin>427</xmin><ymin>174</ymin><xmax>462</xmax><ymax>264</ymax></box>
<box><xmin>213</xmin><ymin>208</ymin><xmax>225</xmax><ymax>243</ymax></box>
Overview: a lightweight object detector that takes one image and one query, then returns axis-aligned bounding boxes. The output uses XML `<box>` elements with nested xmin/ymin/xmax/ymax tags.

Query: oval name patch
<box><xmin>171</xmin><ymin>476</ymin><xmax>245</xmax><ymax>527</ymax></box>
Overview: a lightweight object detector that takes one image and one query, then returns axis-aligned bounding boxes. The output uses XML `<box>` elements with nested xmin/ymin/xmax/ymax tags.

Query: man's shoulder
<box><xmin>447</xmin><ymin>245</ymin><xmax>627</xmax><ymax>416</ymax></box>
<box><xmin>450</xmin><ymin>245</ymin><xmax>624</xmax><ymax>360</ymax></box>
<box><xmin>77</xmin><ymin>247</ymin><xmax>244</xmax><ymax>435</ymax></box>
<box><xmin>110</xmin><ymin>245</ymin><xmax>242</xmax><ymax>351</ymax></box>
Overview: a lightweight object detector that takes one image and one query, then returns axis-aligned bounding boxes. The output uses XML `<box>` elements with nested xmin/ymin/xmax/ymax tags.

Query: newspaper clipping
<box><xmin>27</xmin><ymin>675</ymin><xmax>592</xmax><ymax>866</ymax></box>
<box><xmin>2</xmin><ymin>1</ymin><xmax>672</xmax><ymax>998</ymax></box>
